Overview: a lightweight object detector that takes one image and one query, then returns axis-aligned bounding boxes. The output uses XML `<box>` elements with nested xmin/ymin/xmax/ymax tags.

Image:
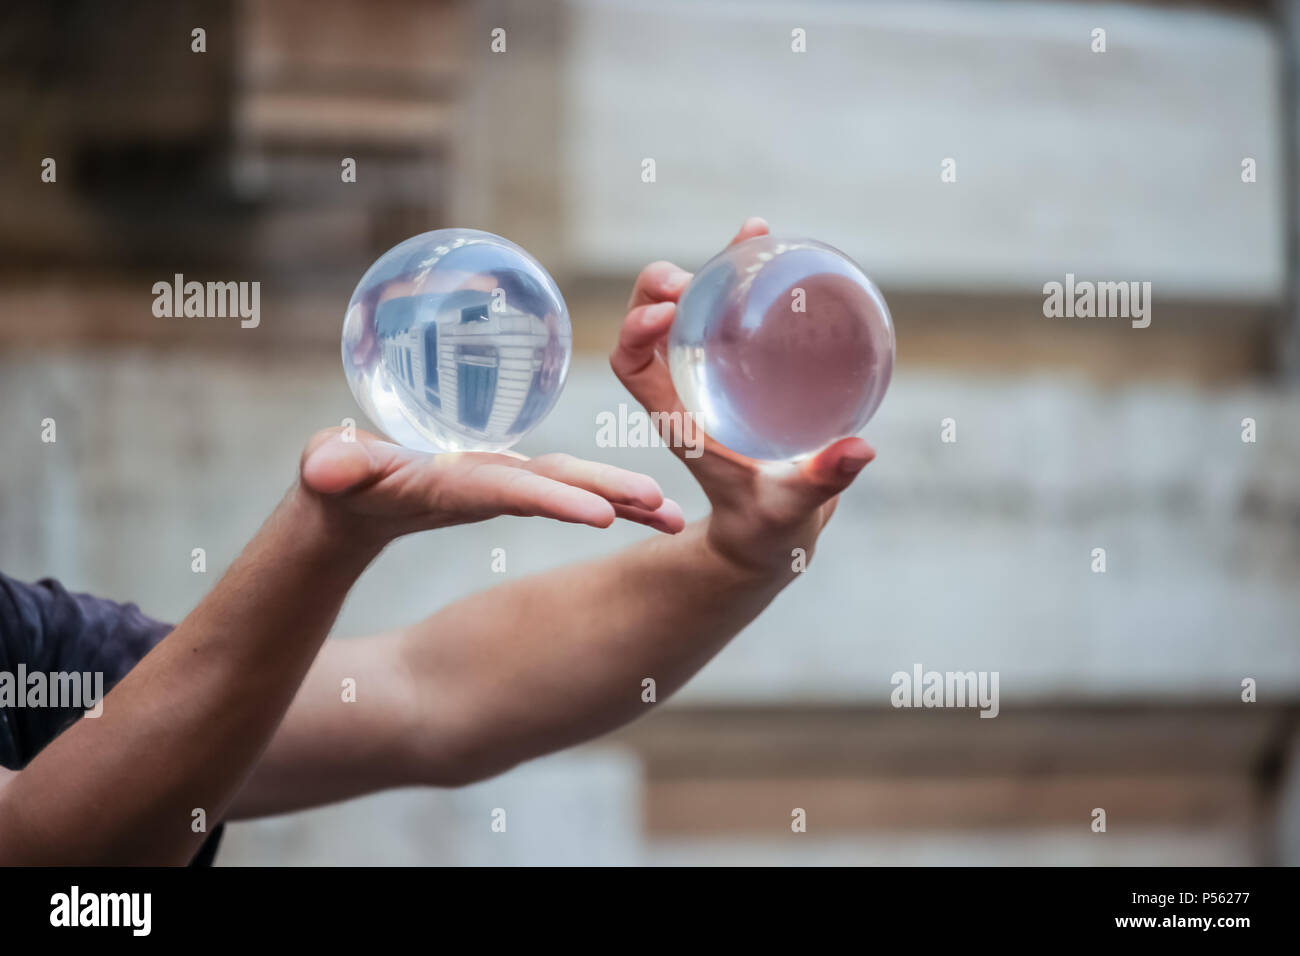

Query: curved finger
<box><xmin>616</xmin><ymin>301</ymin><xmax>675</xmax><ymax>369</ymax></box>
<box><xmin>727</xmin><ymin>216</ymin><xmax>770</xmax><ymax>248</ymax></box>
<box><xmin>628</xmin><ymin>260</ymin><xmax>693</xmax><ymax>309</ymax></box>
<box><xmin>612</xmin><ymin>497</ymin><xmax>686</xmax><ymax>534</ymax></box>
<box><xmin>609</xmin><ymin>301</ymin><xmax>683</xmax><ymax>414</ymax></box>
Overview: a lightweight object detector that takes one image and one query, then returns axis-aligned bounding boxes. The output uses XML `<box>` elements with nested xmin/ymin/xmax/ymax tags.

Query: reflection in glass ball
<box><xmin>342</xmin><ymin>229</ymin><xmax>572</xmax><ymax>453</ymax></box>
<box><xmin>668</xmin><ymin>236</ymin><xmax>895</xmax><ymax>462</ymax></box>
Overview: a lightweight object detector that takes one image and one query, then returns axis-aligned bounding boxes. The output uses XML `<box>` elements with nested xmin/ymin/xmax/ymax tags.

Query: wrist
<box><xmin>701</xmin><ymin>514</ymin><xmax>803</xmax><ymax>586</ymax></box>
<box><xmin>280</xmin><ymin>482</ymin><xmax>389</xmax><ymax>578</ymax></box>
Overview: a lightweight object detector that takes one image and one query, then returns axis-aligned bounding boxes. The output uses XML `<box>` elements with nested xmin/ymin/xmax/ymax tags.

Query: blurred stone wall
<box><xmin>1</xmin><ymin>353</ymin><xmax>1296</xmax><ymax>863</ymax></box>
<box><xmin>4</xmin><ymin>355</ymin><xmax>1296</xmax><ymax>701</ymax></box>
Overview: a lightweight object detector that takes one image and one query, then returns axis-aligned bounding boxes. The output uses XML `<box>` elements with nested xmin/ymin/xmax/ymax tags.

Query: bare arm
<box><xmin>397</xmin><ymin>518</ymin><xmax>793</xmax><ymax>784</ymax></box>
<box><xmin>232</xmin><ymin>218</ymin><xmax>877</xmax><ymax>816</ymax></box>
<box><xmin>412</xmin><ymin>219</ymin><xmax>870</xmax><ymax>782</ymax></box>
<box><xmin>0</xmin><ymin>490</ymin><xmax>377</xmax><ymax>864</ymax></box>
<box><xmin>230</xmin><ymin>517</ymin><xmax>789</xmax><ymax>816</ymax></box>
<box><xmin>0</xmin><ymin>434</ymin><xmax>673</xmax><ymax>864</ymax></box>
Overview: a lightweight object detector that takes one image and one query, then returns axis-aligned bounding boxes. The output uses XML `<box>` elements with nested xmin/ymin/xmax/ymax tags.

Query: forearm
<box><xmin>401</xmin><ymin>518</ymin><xmax>792</xmax><ymax>784</ymax></box>
<box><xmin>0</xmin><ymin>486</ymin><xmax>380</xmax><ymax>864</ymax></box>
<box><xmin>227</xmin><ymin>631</ymin><xmax>419</xmax><ymax>819</ymax></box>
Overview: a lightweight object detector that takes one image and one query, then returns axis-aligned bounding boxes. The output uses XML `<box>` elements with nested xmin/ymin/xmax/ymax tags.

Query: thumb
<box><xmin>795</xmin><ymin>437</ymin><xmax>875</xmax><ymax>504</ymax></box>
<box><xmin>300</xmin><ymin>429</ymin><xmax>378</xmax><ymax>495</ymax></box>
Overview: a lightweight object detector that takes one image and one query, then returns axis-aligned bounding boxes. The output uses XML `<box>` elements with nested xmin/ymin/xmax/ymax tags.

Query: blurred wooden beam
<box><xmin>617</xmin><ymin>704</ymin><xmax>1294</xmax><ymax>839</ymax></box>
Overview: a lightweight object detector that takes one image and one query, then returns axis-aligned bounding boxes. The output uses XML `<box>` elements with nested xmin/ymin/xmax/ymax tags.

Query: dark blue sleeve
<box><xmin>0</xmin><ymin>573</ymin><xmax>172</xmax><ymax>770</ymax></box>
<box><xmin>0</xmin><ymin>572</ymin><xmax>223</xmax><ymax>864</ymax></box>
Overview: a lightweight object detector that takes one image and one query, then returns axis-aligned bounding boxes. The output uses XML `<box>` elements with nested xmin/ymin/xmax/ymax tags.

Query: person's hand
<box><xmin>610</xmin><ymin>217</ymin><xmax>875</xmax><ymax>576</ymax></box>
<box><xmin>297</xmin><ymin>426</ymin><xmax>686</xmax><ymax>546</ymax></box>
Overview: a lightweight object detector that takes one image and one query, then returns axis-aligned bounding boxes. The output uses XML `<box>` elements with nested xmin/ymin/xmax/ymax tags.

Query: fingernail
<box><xmin>839</xmin><ymin>454</ymin><xmax>870</xmax><ymax>475</ymax></box>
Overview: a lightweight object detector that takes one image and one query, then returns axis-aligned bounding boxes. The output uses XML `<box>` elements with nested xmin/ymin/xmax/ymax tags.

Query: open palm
<box><xmin>298</xmin><ymin>427</ymin><xmax>686</xmax><ymax>545</ymax></box>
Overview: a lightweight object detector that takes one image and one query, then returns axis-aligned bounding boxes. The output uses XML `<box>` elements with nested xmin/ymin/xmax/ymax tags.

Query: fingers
<box><xmin>613</xmin><ymin>497</ymin><xmax>686</xmax><ymax>534</ymax></box>
<box><xmin>523</xmin><ymin>454</ymin><xmax>665</xmax><ymax>511</ymax></box>
<box><xmin>491</xmin><ymin>456</ymin><xmax>685</xmax><ymax>533</ymax></box>
<box><xmin>302</xmin><ymin>428</ymin><xmax>681</xmax><ymax>533</ymax></box>
<box><xmin>612</xmin><ymin>301</ymin><xmax>674</xmax><ymax>375</ymax></box>
<box><xmin>794</xmin><ymin>437</ymin><xmax>876</xmax><ymax>505</ymax></box>
<box><xmin>430</xmin><ymin>453</ymin><xmax>684</xmax><ymax>532</ymax></box>
<box><xmin>727</xmin><ymin>216</ymin><xmax>770</xmax><ymax>247</ymax></box>
<box><xmin>625</xmin><ymin>217</ymin><xmax>767</xmax><ymax>310</ymax></box>
<box><xmin>628</xmin><ymin>261</ymin><xmax>693</xmax><ymax>309</ymax></box>
<box><xmin>520</xmin><ymin>454</ymin><xmax>684</xmax><ymax>534</ymax></box>
<box><xmin>615</xmin><ymin>218</ymin><xmax>769</xmax><ymax>417</ymax></box>
<box><xmin>460</xmin><ymin>465</ymin><xmax>618</xmax><ymax>529</ymax></box>
<box><xmin>610</xmin><ymin>301</ymin><xmax>684</xmax><ymax>415</ymax></box>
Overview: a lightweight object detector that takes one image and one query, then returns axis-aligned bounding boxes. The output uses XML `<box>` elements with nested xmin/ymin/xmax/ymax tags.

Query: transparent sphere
<box><xmin>342</xmin><ymin>229</ymin><xmax>572</xmax><ymax>453</ymax></box>
<box><xmin>668</xmin><ymin>236</ymin><xmax>894</xmax><ymax>461</ymax></box>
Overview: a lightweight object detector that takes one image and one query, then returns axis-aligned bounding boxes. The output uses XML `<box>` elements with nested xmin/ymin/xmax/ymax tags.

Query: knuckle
<box><xmin>300</xmin><ymin>426</ymin><xmax>346</xmax><ymax>467</ymax></box>
<box><xmin>640</xmin><ymin>260</ymin><xmax>673</xmax><ymax>281</ymax></box>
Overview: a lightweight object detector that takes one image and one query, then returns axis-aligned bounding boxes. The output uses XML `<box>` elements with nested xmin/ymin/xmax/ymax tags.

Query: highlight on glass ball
<box><xmin>342</xmin><ymin>228</ymin><xmax>572</xmax><ymax>454</ymax></box>
<box><xmin>668</xmin><ymin>236</ymin><xmax>895</xmax><ymax>462</ymax></box>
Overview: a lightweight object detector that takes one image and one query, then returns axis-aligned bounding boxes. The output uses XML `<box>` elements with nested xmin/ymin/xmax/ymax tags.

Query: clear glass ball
<box><xmin>342</xmin><ymin>229</ymin><xmax>572</xmax><ymax>453</ymax></box>
<box><xmin>668</xmin><ymin>236</ymin><xmax>895</xmax><ymax>461</ymax></box>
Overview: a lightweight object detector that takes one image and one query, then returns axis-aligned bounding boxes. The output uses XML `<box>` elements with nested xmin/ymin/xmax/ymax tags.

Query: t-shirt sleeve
<box><xmin>0</xmin><ymin>572</ymin><xmax>224</xmax><ymax>864</ymax></box>
<box><xmin>0</xmin><ymin>572</ymin><xmax>172</xmax><ymax>770</ymax></box>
